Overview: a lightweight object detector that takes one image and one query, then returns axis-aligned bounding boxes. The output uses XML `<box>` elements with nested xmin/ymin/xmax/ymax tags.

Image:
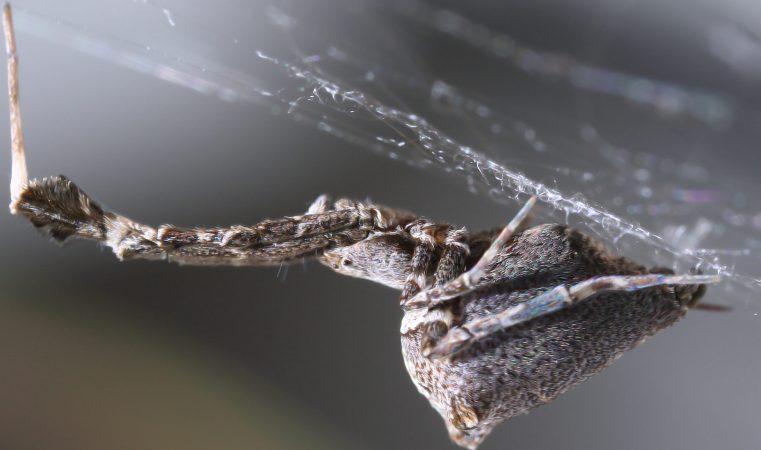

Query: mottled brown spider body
<box><xmin>1</xmin><ymin>5</ymin><xmax>718</xmax><ymax>449</ymax></box>
<box><xmin>398</xmin><ymin>224</ymin><xmax>703</xmax><ymax>448</ymax></box>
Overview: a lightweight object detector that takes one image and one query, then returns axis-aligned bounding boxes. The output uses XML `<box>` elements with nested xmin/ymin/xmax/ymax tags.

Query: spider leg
<box><xmin>417</xmin><ymin>227</ymin><xmax>471</xmax><ymax>353</ymax></box>
<box><xmin>433</xmin><ymin>227</ymin><xmax>469</xmax><ymax>287</ymax></box>
<box><xmin>424</xmin><ymin>272</ymin><xmax>722</xmax><ymax>358</ymax></box>
<box><xmin>399</xmin><ymin>221</ymin><xmax>438</xmax><ymax>301</ymax></box>
<box><xmin>306</xmin><ymin>194</ymin><xmax>330</xmax><ymax>214</ymax></box>
<box><xmin>13</xmin><ymin>175</ymin><xmax>409</xmax><ymax>265</ymax></box>
<box><xmin>400</xmin><ymin>222</ymin><xmax>471</xmax><ymax>297</ymax></box>
<box><xmin>2</xmin><ymin>8</ymin><xmax>415</xmax><ymax>266</ymax></box>
<box><xmin>403</xmin><ymin>196</ymin><xmax>537</xmax><ymax>309</ymax></box>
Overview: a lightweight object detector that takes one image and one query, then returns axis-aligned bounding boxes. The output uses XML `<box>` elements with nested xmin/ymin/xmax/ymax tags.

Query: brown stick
<box><xmin>3</xmin><ymin>3</ymin><xmax>28</xmax><ymax>207</ymax></box>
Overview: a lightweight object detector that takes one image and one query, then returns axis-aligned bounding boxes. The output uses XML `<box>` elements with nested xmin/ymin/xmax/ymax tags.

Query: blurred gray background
<box><xmin>0</xmin><ymin>1</ymin><xmax>760</xmax><ymax>449</ymax></box>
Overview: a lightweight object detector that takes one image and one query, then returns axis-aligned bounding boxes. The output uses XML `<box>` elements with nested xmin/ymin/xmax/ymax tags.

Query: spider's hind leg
<box><xmin>425</xmin><ymin>272</ymin><xmax>721</xmax><ymax>358</ymax></box>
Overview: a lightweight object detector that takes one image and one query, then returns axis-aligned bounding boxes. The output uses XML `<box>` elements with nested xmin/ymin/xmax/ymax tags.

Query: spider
<box><xmin>2</xmin><ymin>5</ymin><xmax>720</xmax><ymax>449</ymax></box>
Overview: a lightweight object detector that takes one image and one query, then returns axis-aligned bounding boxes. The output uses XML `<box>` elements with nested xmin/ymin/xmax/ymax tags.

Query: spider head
<box><xmin>320</xmin><ymin>232</ymin><xmax>415</xmax><ymax>289</ymax></box>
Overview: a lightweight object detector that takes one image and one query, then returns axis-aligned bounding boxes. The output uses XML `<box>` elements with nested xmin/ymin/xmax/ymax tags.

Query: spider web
<box><xmin>10</xmin><ymin>0</ymin><xmax>761</xmax><ymax>303</ymax></box>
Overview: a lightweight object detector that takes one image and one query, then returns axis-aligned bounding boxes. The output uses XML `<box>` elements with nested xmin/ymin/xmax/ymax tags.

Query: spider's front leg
<box><xmin>12</xmin><ymin>173</ymin><xmax>416</xmax><ymax>266</ymax></box>
<box><xmin>2</xmin><ymin>6</ymin><xmax>417</xmax><ymax>266</ymax></box>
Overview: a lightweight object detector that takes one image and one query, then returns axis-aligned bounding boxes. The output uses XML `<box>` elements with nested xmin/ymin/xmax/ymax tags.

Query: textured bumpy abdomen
<box><xmin>400</xmin><ymin>224</ymin><xmax>703</xmax><ymax>448</ymax></box>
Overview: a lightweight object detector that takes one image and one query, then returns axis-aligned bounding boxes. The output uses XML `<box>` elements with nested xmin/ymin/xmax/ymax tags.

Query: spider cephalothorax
<box><xmin>320</xmin><ymin>232</ymin><xmax>415</xmax><ymax>289</ymax></box>
<box><xmin>1</xmin><ymin>5</ymin><xmax>720</xmax><ymax>449</ymax></box>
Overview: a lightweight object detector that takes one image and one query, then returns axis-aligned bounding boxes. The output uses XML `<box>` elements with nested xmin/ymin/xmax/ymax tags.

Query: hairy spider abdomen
<box><xmin>401</xmin><ymin>224</ymin><xmax>704</xmax><ymax>449</ymax></box>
